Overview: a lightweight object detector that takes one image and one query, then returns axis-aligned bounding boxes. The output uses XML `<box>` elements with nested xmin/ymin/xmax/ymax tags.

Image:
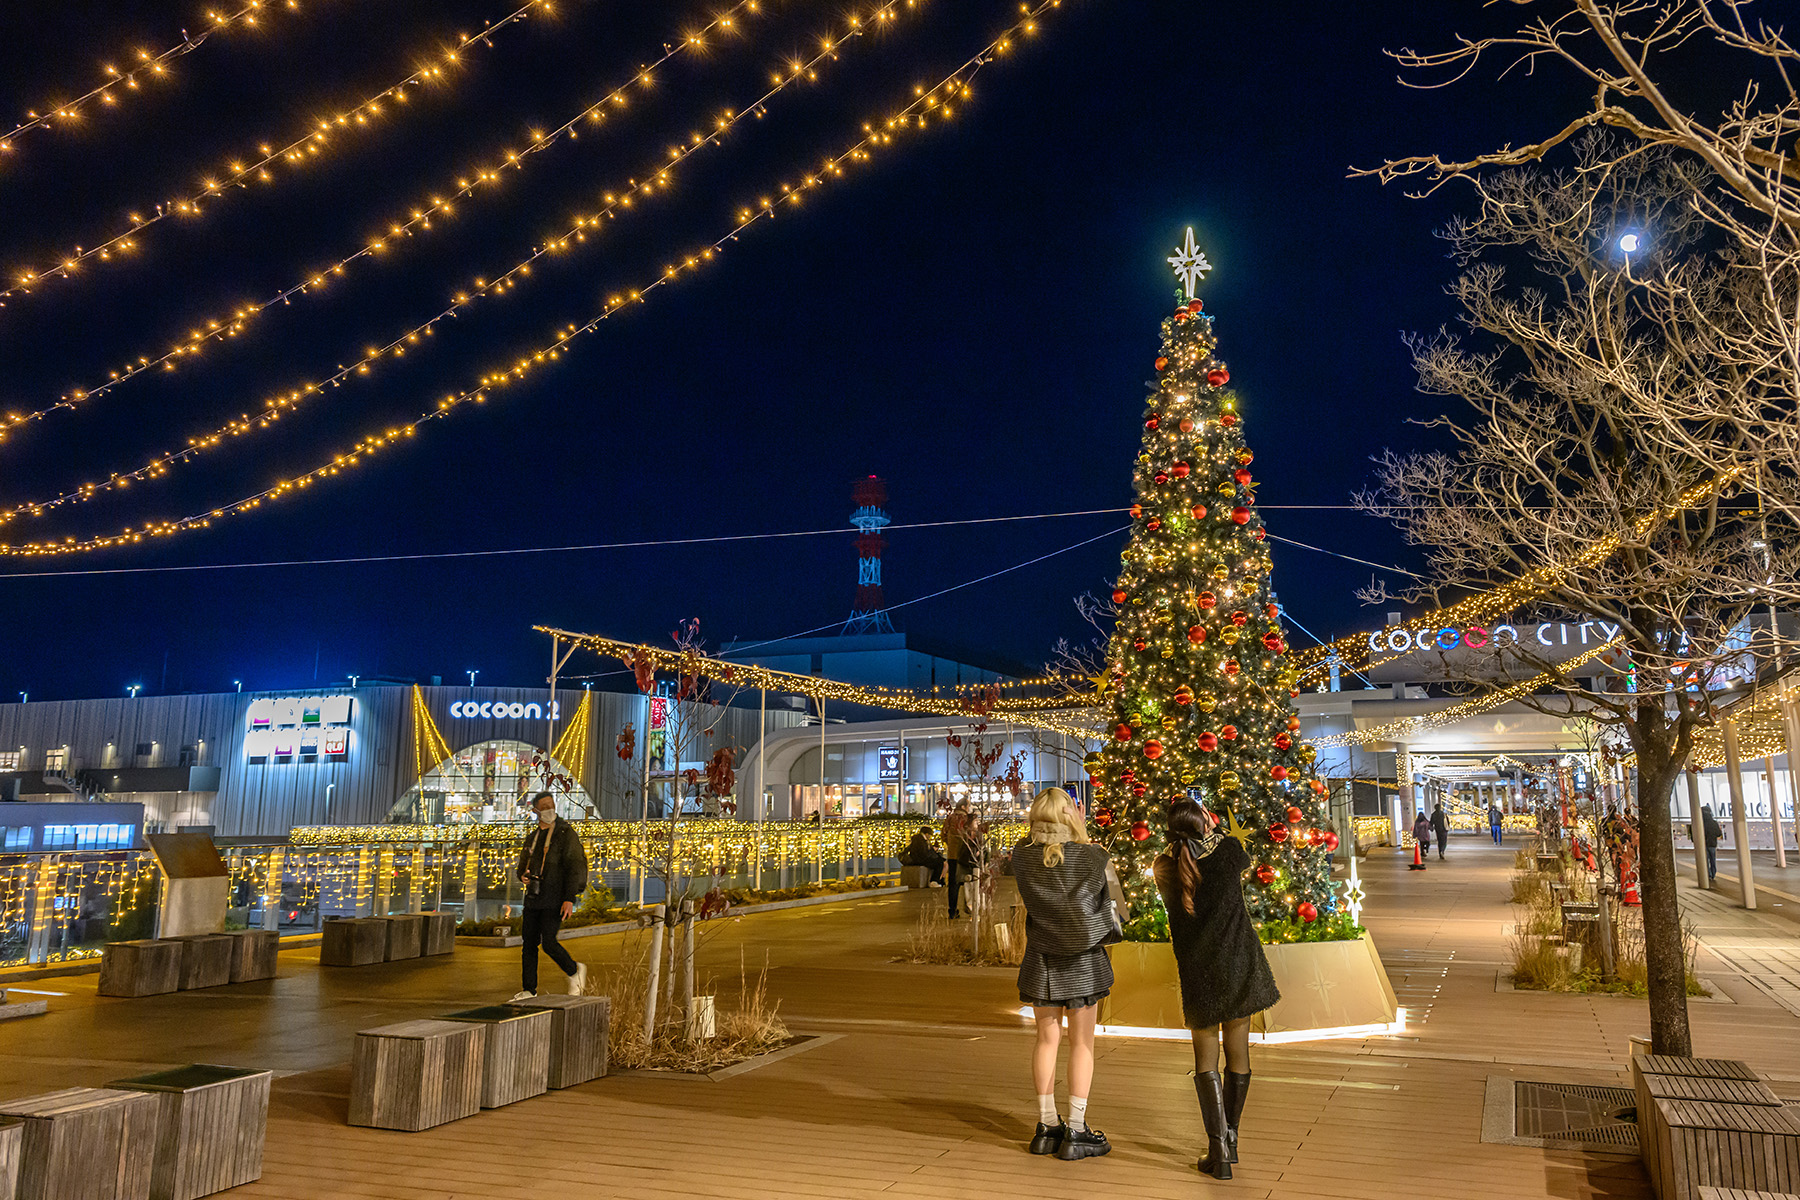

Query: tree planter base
<box><xmin>1100</xmin><ymin>934</ymin><xmax>1400</xmax><ymax>1039</ymax></box>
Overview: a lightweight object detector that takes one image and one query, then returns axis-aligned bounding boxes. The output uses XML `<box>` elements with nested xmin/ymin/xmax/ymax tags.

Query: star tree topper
<box><xmin>1168</xmin><ymin>226</ymin><xmax>1212</xmax><ymax>300</ymax></box>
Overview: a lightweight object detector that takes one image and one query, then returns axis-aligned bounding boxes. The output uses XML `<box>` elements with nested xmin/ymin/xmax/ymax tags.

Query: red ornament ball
<box><xmin>1094</xmin><ymin>808</ymin><xmax>1114</xmax><ymax>828</ymax></box>
<box><xmin>1274</xmin><ymin>732</ymin><xmax>1292</xmax><ymax>750</ymax></box>
<box><xmin>1223</xmin><ymin>659</ymin><xmax>1241</xmax><ymax>675</ymax></box>
<box><xmin>1145</xmin><ymin>415</ymin><xmax>1161</xmax><ymax>430</ymax></box>
<box><xmin>1298</xmin><ymin>902</ymin><xmax>1318</xmax><ymax>923</ymax></box>
<box><xmin>1174</xmin><ymin>685</ymin><xmax>1194</xmax><ymax>705</ymax></box>
<box><xmin>1254</xmin><ymin>863</ymin><xmax>1276</xmax><ymax>886</ymax></box>
<box><xmin>1229</xmin><ymin>610</ymin><xmax>1248</xmax><ymax>627</ymax></box>
<box><xmin>1129</xmin><ymin>504</ymin><xmax>1144</xmax><ymax>518</ymax></box>
<box><xmin>1153</xmin><ymin>471</ymin><xmax>1169</xmax><ymax>485</ymax></box>
<box><xmin>1287</xmin><ymin>717</ymin><xmax>1301</xmax><ymax>732</ymax></box>
<box><xmin>1231</xmin><ymin>506</ymin><xmax>1251</xmax><ymax>525</ymax></box>
<box><xmin>1130</xmin><ymin>821</ymin><xmax>1152</xmax><ymax>842</ymax></box>
<box><xmin>1323</xmin><ymin>832</ymin><xmax>1340</xmax><ymax>851</ymax></box>
<box><xmin>1143</xmin><ymin>740</ymin><xmax>1165</xmax><ymax>760</ymax></box>
<box><xmin>1114</xmin><ymin>724</ymin><xmax>1133</xmax><ymax>742</ymax></box>
<box><xmin>1131</xmin><ymin>784</ymin><xmax>1148</xmax><ymax>798</ymax></box>
<box><xmin>1207</xmin><ymin>368</ymin><xmax>1230</xmax><ymax>387</ymax></box>
<box><xmin>1174</xmin><ymin>311</ymin><xmax>1190</xmax><ymax>324</ymax></box>
<box><xmin>1197</xmin><ymin>732</ymin><xmax>1219</xmax><ymax>753</ymax></box>
<box><xmin>1154</xmin><ymin>356</ymin><xmax>1169</xmax><ymax>371</ymax></box>
<box><xmin>1221</xmin><ymin>412</ymin><xmax>1239</xmax><ymax>427</ymax></box>
<box><xmin>1267</xmin><ymin>823</ymin><xmax>1289</xmax><ymax>843</ymax></box>
<box><xmin>1132</xmin><ymin>638</ymin><xmax>1147</xmax><ymax>653</ymax></box>
<box><xmin>1263</xmin><ymin>633</ymin><xmax>1286</xmax><ymax>653</ymax></box>
<box><xmin>1197</xmin><ymin>591</ymin><xmax>1218</xmax><ymax>610</ymax></box>
<box><xmin>1220</xmin><ymin>724</ymin><xmax>1239</xmax><ymax>741</ymax></box>
<box><xmin>1233</xmin><ymin>468</ymin><xmax>1253</xmax><ymax>486</ymax></box>
<box><xmin>1191</xmin><ymin>503</ymin><xmax>1208</xmax><ymax>519</ymax></box>
<box><xmin>1188</xmin><ymin>300</ymin><xmax>1203</xmax><ymax>313</ymax></box>
<box><xmin>1146</xmin><ymin>518</ymin><xmax>1162</xmax><ymax>532</ymax></box>
<box><xmin>1265</xmin><ymin>603</ymin><xmax>1280</xmax><ymax>620</ymax></box>
<box><xmin>1271</xmin><ymin>765</ymin><xmax>1289</xmax><ymax>781</ymax></box>
<box><xmin>1187</xmin><ymin>625</ymin><xmax>1207</xmax><ymax>644</ymax></box>
<box><xmin>1112</xmin><ymin>588</ymin><xmax>1128</xmax><ymax>604</ymax></box>
<box><xmin>1285</xmin><ymin>806</ymin><xmax>1304</xmax><ymax>824</ymax></box>
<box><xmin>1254</xmin><ymin>528</ymin><xmax>1267</xmax><ymax>541</ymax></box>
<box><xmin>1179</xmin><ymin>418</ymin><xmax>1195</xmax><ymax>434</ymax></box>
<box><xmin>1172</xmin><ymin>461</ymin><xmax>1191</xmax><ymax>478</ymax></box>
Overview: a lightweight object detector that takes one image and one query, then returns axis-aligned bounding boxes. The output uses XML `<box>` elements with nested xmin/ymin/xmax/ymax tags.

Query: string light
<box><xmin>0</xmin><ymin>0</ymin><xmax>930</xmax><ymax>522</ymax></box>
<box><xmin>0</xmin><ymin>0</ymin><xmax>557</xmax><ymax>306</ymax></box>
<box><xmin>1</xmin><ymin>1</ymin><xmax>303</xmax><ymax>155</ymax></box>
<box><xmin>1292</xmin><ymin>470</ymin><xmax>1745</xmax><ymax>685</ymax></box>
<box><xmin>0</xmin><ymin>0</ymin><xmax>789</xmax><ymax>440</ymax></box>
<box><xmin>0</xmin><ymin>0</ymin><xmax>1066</xmax><ymax>558</ymax></box>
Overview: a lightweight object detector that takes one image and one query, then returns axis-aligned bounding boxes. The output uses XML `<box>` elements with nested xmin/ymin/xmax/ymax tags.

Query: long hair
<box><xmin>1028</xmin><ymin>787</ymin><xmax>1088</xmax><ymax>869</ymax></box>
<box><xmin>1164</xmin><ymin>798</ymin><xmax>1212</xmax><ymax>916</ymax></box>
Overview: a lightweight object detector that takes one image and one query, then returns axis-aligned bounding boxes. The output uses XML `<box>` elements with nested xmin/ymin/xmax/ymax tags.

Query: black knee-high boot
<box><xmin>1195</xmin><ymin>1071</ymin><xmax>1233</xmax><ymax>1180</ymax></box>
<box><xmin>1223</xmin><ymin>1071</ymin><xmax>1251</xmax><ymax>1164</ymax></box>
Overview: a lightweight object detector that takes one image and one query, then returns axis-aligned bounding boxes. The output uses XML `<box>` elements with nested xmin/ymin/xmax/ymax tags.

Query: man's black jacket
<box><xmin>518</xmin><ymin>817</ymin><xmax>589</xmax><ymax>910</ymax></box>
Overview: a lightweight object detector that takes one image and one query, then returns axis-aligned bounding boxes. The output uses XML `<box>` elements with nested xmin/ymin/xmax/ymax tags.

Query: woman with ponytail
<box><xmin>1012</xmin><ymin>787</ymin><xmax>1120</xmax><ymax>1162</ymax></box>
<box><xmin>1154</xmin><ymin>797</ymin><xmax>1280</xmax><ymax>1180</ymax></box>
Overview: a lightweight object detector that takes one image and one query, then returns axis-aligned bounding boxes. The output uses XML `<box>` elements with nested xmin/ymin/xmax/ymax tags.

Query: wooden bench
<box><xmin>348</xmin><ymin>1020</ymin><xmax>484</xmax><ymax>1132</ymax></box>
<box><xmin>170</xmin><ymin>936</ymin><xmax>233</xmax><ymax>991</ymax></box>
<box><xmin>1698</xmin><ymin>1188</ymin><xmax>1800</xmax><ymax>1199</ymax></box>
<box><xmin>1634</xmin><ymin>1058</ymin><xmax>1780</xmax><ymax>1198</ymax></box>
<box><xmin>514</xmin><ymin>995</ymin><xmax>609</xmax><ymax>1088</ymax></box>
<box><xmin>440</xmin><ymin>1006</ymin><xmax>552</xmax><ymax>1108</ymax></box>
<box><xmin>320</xmin><ymin>918</ymin><xmax>387</xmax><ymax>967</ymax></box>
<box><xmin>110</xmin><ymin>1064</ymin><xmax>271</xmax><ymax>1200</ymax></box>
<box><xmin>418</xmin><ymin>912</ymin><xmax>456</xmax><ymax>957</ymax></box>
<box><xmin>1652</xmin><ymin>1098</ymin><xmax>1800</xmax><ymax>1200</ymax></box>
<box><xmin>98</xmin><ymin>940</ymin><xmax>184</xmax><ymax>999</ymax></box>
<box><xmin>0</xmin><ymin>1086</ymin><xmax>160</xmax><ymax>1200</ymax></box>
<box><xmin>899</xmin><ymin>866</ymin><xmax>932</xmax><ymax>889</ymax></box>
<box><xmin>223</xmin><ymin>930</ymin><xmax>279</xmax><ymax>984</ymax></box>
<box><xmin>382</xmin><ymin>914</ymin><xmax>424</xmax><ymax>961</ymax></box>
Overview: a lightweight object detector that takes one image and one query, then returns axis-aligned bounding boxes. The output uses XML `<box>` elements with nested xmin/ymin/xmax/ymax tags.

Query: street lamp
<box><xmin>348</xmin><ymin>675</ymin><xmax>359</xmax><ymax>688</ymax></box>
<box><xmin>467</xmin><ymin>670</ymin><xmax>479</xmax><ymax>691</ymax></box>
<box><xmin>233</xmin><ymin>680</ymin><xmax>242</xmax><ymax>693</ymax></box>
<box><xmin>17</xmin><ymin>693</ymin><xmax>25</xmax><ymax>704</ymax></box>
<box><xmin>1618</xmin><ymin>231</ymin><xmax>1642</xmax><ymax>254</ymax></box>
<box><xmin>127</xmin><ymin>685</ymin><xmax>142</xmax><ymax>698</ymax></box>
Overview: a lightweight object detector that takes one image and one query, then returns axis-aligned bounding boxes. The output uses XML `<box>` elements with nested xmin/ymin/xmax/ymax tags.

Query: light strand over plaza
<box><xmin>0</xmin><ymin>0</ymin><xmax>1068</xmax><ymax>558</ymax></box>
<box><xmin>1</xmin><ymin>0</ymin><xmax>801</xmax><ymax>437</ymax></box>
<box><xmin>0</xmin><ymin>0</ymin><xmax>932</xmax><ymax>525</ymax></box>
<box><xmin>0</xmin><ymin>0</ymin><xmax>557</xmax><ymax>305</ymax></box>
<box><xmin>2</xmin><ymin>0</ymin><xmax>304</xmax><ymax>155</ymax></box>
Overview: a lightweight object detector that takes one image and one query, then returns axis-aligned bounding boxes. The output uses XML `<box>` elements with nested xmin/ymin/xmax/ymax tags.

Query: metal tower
<box><xmin>843</xmin><ymin>476</ymin><xmax>895</xmax><ymax>634</ymax></box>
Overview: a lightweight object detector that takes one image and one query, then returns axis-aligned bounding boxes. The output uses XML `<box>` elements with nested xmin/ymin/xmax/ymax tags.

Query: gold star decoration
<box><xmin>1223</xmin><ymin>805</ymin><xmax>1256</xmax><ymax>851</ymax></box>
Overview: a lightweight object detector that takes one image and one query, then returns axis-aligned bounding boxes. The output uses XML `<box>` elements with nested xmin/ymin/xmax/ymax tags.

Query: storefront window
<box><xmin>389</xmin><ymin>739</ymin><xmax>592</xmax><ymax>824</ymax></box>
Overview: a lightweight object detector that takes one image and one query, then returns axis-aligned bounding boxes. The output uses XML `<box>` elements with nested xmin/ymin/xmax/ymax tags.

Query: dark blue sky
<box><xmin>0</xmin><ymin>0</ymin><xmax>1580</xmax><ymax>699</ymax></box>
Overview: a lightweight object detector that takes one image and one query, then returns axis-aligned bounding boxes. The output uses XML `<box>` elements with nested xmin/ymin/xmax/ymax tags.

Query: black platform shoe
<box><xmin>1223</xmin><ymin>1070</ymin><xmax>1252</xmax><ymax>1164</ymax></box>
<box><xmin>1055</xmin><ymin>1125</ymin><xmax>1111</xmax><ymax>1161</ymax></box>
<box><xmin>1196</xmin><ymin>1070</ymin><xmax>1234</xmax><ymax>1180</ymax></box>
<box><xmin>1028</xmin><ymin>1120</ymin><xmax>1066</xmax><ymax>1155</ymax></box>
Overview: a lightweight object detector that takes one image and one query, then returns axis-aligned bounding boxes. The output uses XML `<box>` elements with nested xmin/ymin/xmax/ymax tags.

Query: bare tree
<box><xmin>1356</xmin><ymin>150</ymin><xmax>1798</xmax><ymax>1054</ymax></box>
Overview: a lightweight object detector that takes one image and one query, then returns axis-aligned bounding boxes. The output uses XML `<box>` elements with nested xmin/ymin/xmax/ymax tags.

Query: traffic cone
<box><xmin>1408</xmin><ymin>841</ymin><xmax>1426</xmax><ymax>871</ymax></box>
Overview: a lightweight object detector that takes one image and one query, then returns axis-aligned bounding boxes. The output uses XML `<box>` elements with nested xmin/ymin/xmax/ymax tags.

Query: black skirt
<box><xmin>1155</xmin><ymin>838</ymin><xmax>1280</xmax><ymax>1028</ymax></box>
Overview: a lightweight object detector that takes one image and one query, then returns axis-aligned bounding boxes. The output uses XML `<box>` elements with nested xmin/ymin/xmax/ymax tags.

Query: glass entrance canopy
<box><xmin>388</xmin><ymin>739</ymin><xmax>592</xmax><ymax>824</ymax></box>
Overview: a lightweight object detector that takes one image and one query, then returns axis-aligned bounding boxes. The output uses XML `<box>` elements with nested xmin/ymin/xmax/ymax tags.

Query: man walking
<box><xmin>1430</xmin><ymin>802</ymin><xmax>1450</xmax><ymax>861</ymax></box>
<box><xmin>942</xmin><ymin>800</ymin><xmax>973</xmax><ymax>918</ymax></box>
<box><xmin>1487</xmin><ymin>800</ymin><xmax>1505</xmax><ymax>845</ymax></box>
<box><xmin>512</xmin><ymin>792</ymin><xmax>590</xmax><ymax>1001</ymax></box>
<box><xmin>1692</xmin><ymin>804</ymin><xmax>1724</xmax><ymax>889</ymax></box>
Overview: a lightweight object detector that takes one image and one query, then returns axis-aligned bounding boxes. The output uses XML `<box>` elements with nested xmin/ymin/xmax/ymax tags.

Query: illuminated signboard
<box><xmin>245</xmin><ymin>695</ymin><xmax>353</xmax><ymax>762</ymax></box>
<box><xmin>649</xmin><ymin>697</ymin><xmax>668</xmax><ymax>730</ymax></box>
<box><xmin>448</xmin><ymin>700</ymin><xmax>562</xmax><ymax>719</ymax></box>
<box><xmin>879</xmin><ymin>746</ymin><xmax>907</xmax><ymax>782</ymax></box>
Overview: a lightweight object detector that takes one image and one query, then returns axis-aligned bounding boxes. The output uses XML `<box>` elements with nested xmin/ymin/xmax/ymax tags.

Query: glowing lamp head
<box><xmin>1618</xmin><ymin>232</ymin><xmax>1641</xmax><ymax>253</ymax></box>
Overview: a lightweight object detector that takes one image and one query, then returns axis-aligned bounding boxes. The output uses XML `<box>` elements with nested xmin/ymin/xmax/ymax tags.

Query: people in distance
<box><xmin>1430</xmin><ymin>802</ymin><xmax>1450</xmax><ymax>860</ymax></box>
<box><xmin>1154</xmin><ymin>798</ymin><xmax>1281</xmax><ymax>1181</ymax></box>
<box><xmin>941</xmin><ymin>798</ymin><xmax>976</xmax><ymax>918</ymax></box>
<box><xmin>1011</xmin><ymin>787</ymin><xmax>1121</xmax><ymax>1162</ymax></box>
<box><xmin>1412</xmin><ymin>809</ymin><xmax>1433</xmax><ymax>864</ymax></box>
<box><xmin>898</xmin><ymin>825</ymin><xmax>946</xmax><ymax>886</ymax></box>
<box><xmin>1487</xmin><ymin>799</ymin><xmax>1505</xmax><ymax>845</ymax></box>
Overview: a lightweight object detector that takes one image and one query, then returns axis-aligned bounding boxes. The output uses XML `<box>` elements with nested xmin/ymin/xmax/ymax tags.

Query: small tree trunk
<box><xmin>681</xmin><ymin>904</ymin><xmax>696</xmax><ymax>1040</ymax></box>
<box><xmin>642</xmin><ymin>903</ymin><xmax>666</xmax><ymax>1043</ymax></box>
<box><xmin>1637</xmin><ymin>759</ymin><xmax>1693</xmax><ymax>1056</ymax></box>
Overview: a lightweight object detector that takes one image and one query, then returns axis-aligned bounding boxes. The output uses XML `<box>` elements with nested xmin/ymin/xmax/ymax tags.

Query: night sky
<box><xmin>0</xmin><ymin>0</ymin><xmax>1584</xmax><ymax>700</ymax></box>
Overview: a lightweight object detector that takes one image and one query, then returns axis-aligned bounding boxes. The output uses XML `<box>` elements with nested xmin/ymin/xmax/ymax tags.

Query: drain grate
<box><xmin>1481</xmin><ymin>1078</ymin><xmax>1641</xmax><ymax>1154</ymax></box>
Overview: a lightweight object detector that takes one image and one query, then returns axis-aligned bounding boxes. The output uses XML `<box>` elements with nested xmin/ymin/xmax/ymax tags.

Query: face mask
<box><xmin>536</xmin><ymin>806</ymin><xmax>554</xmax><ymax>826</ymax></box>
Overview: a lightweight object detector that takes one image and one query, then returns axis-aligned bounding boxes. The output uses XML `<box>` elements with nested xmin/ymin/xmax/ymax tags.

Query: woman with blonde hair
<box><xmin>1154</xmin><ymin>797</ymin><xmax>1280</xmax><ymax>1180</ymax></box>
<box><xmin>1012</xmin><ymin>787</ymin><xmax>1120</xmax><ymax>1161</ymax></box>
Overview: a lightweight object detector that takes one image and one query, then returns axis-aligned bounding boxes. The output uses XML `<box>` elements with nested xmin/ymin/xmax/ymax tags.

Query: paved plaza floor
<box><xmin>4</xmin><ymin>834</ymin><xmax>1800</xmax><ymax>1197</ymax></box>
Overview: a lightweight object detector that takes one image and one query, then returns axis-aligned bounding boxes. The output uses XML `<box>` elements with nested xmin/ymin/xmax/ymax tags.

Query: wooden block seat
<box><xmin>224</xmin><ymin>930</ymin><xmax>278</xmax><ymax>983</ymax></box>
<box><xmin>0</xmin><ymin>1086</ymin><xmax>159</xmax><ymax>1200</ymax></box>
<box><xmin>109</xmin><ymin>1064</ymin><xmax>271</xmax><ymax>1200</ymax></box>
<box><xmin>1635</xmin><ymin>1059</ymin><xmax>1783</xmax><ymax>1198</ymax></box>
<box><xmin>1639</xmin><ymin>1057</ymin><xmax>1761</xmax><ymax>1082</ymax></box>
<box><xmin>348</xmin><ymin>1020</ymin><xmax>484</xmax><ymax>1132</ymax></box>
<box><xmin>1652</xmin><ymin>1098</ymin><xmax>1800</xmax><ymax>1200</ymax></box>
<box><xmin>440</xmin><ymin>1006</ymin><xmax>552</xmax><ymax>1108</ymax></box>
<box><xmin>514</xmin><ymin>995</ymin><xmax>609</xmax><ymax>1088</ymax></box>
<box><xmin>170</xmin><ymin>936</ymin><xmax>233</xmax><ymax>991</ymax></box>
<box><xmin>899</xmin><ymin>866</ymin><xmax>932</xmax><ymax>889</ymax></box>
<box><xmin>98</xmin><ymin>941</ymin><xmax>184</xmax><ymax>999</ymax></box>
<box><xmin>1698</xmin><ymin>1188</ymin><xmax>1800</xmax><ymax>1199</ymax></box>
<box><xmin>320</xmin><ymin>918</ymin><xmax>387</xmax><ymax>967</ymax></box>
<box><xmin>0</xmin><ymin>1117</ymin><xmax>20</xmax><ymax>1200</ymax></box>
<box><xmin>418</xmin><ymin>912</ymin><xmax>456</xmax><ymax>957</ymax></box>
<box><xmin>382</xmin><ymin>914</ymin><xmax>424</xmax><ymax>961</ymax></box>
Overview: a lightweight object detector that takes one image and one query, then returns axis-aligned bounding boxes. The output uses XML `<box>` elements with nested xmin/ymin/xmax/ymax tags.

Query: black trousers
<box><xmin>521</xmin><ymin>906</ymin><xmax>578</xmax><ymax>993</ymax></box>
<box><xmin>946</xmin><ymin>860</ymin><xmax>964</xmax><ymax>915</ymax></box>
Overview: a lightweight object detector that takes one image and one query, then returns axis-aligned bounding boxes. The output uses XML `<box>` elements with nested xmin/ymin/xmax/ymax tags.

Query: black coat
<box><xmin>1154</xmin><ymin>837</ymin><xmax>1280</xmax><ymax>1028</ymax></box>
<box><xmin>518</xmin><ymin>818</ymin><xmax>589</xmax><ymax>910</ymax></box>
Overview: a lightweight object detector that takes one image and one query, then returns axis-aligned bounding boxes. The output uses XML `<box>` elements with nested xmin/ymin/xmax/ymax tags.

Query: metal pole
<box><xmin>1763</xmin><ymin>756</ymin><xmax>1788</xmax><ymax>870</ymax></box>
<box><xmin>637</xmin><ymin>695</ymin><xmax>652</xmax><ymax>907</ymax></box>
<box><xmin>1721</xmin><ymin>716</ymin><xmax>1758</xmax><ymax>909</ymax></box>
<box><xmin>817</xmin><ymin>695</ymin><xmax>826</xmax><ymax>884</ymax></box>
<box><xmin>1685</xmin><ymin>770</ymin><xmax>1710</xmax><ymax>890</ymax></box>
<box><xmin>548</xmin><ymin>635</ymin><xmax>559</xmax><ymax>782</ymax></box>
<box><xmin>755</xmin><ymin>686</ymin><xmax>766</xmax><ymax>890</ymax></box>
<box><xmin>642</xmin><ymin>903</ymin><xmax>666</xmax><ymax>1040</ymax></box>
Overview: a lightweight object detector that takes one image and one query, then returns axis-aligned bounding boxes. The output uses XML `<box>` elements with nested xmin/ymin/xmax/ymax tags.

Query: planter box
<box><xmin>349</xmin><ymin>1020</ymin><xmax>484</xmax><ymax>1132</ymax></box>
<box><xmin>383</xmin><ymin>915</ymin><xmax>424</xmax><ymax>961</ymax></box>
<box><xmin>225</xmin><ymin>930</ymin><xmax>279</xmax><ymax>983</ymax></box>
<box><xmin>419</xmin><ymin>912</ymin><xmax>456</xmax><ymax>957</ymax></box>
<box><xmin>109</xmin><ymin>1064</ymin><xmax>272</xmax><ymax>1200</ymax></box>
<box><xmin>1100</xmin><ymin>934</ymin><xmax>1398</xmax><ymax>1038</ymax></box>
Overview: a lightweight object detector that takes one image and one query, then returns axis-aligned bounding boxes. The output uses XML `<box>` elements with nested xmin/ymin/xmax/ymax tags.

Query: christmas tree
<box><xmin>1088</xmin><ymin>229</ymin><xmax>1350</xmax><ymax>943</ymax></box>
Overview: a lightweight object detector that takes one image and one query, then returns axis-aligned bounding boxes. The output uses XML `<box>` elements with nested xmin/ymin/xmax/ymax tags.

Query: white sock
<box><xmin>1037</xmin><ymin>1094</ymin><xmax>1058</xmax><ymax>1125</ymax></box>
<box><xmin>1068</xmin><ymin>1096</ymin><xmax>1089</xmax><ymax>1132</ymax></box>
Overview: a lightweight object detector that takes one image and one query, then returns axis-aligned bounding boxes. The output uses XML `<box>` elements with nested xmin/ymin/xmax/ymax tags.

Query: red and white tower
<box><xmin>844</xmin><ymin>476</ymin><xmax>894</xmax><ymax>635</ymax></box>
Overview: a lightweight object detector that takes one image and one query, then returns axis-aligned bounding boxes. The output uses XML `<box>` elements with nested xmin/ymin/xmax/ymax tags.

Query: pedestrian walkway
<box><xmin>1674</xmin><ymin>856</ymin><xmax>1800</xmax><ymax>1019</ymax></box>
<box><xmin>0</xmin><ymin>833</ymin><xmax>1791</xmax><ymax>1197</ymax></box>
